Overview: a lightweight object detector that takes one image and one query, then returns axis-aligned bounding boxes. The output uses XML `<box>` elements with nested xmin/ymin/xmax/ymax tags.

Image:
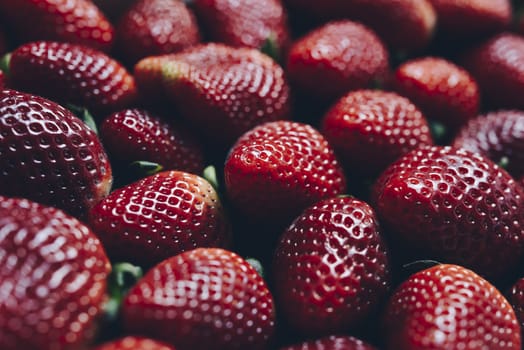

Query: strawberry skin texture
<box><xmin>100</xmin><ymin>108</ymin><xmax>205</xmax><ymax>174</ymax></box>
<box><xmin>372</xmin><ymin>145</ymin><xmax>524</xmax><ymax>278</ymax></box>
<box><xmin>0</xmin><ymin>0</ymin><xmax>114</xmax><ymax>52</ymax></box>
<box><xmin>383</xmin><ymin>264</ymin><xmax>521</xmax><ymax>349</ymax></box>
<box><xmin>224</xmin><ymin>121</ymin><xmax>347</xmax><ymax>223</ymax></box>
<box><xmin>391</xmin><ymin>57</ymin><xmax>480</xmax><ymax>130</ymax></box>
<box><xmin>280</xmin><ymin>335</ymin><xmax>377</xmax><ymax>350</ymax></box>
<box><xmin>320</xmin><ymin>90</ymin><xmax>433</xmax><ymax>178</ymax></box>
<box><xmin>0</xmin><ymin>196</ymin><xmax>111</xmax><ymax>350</ymax></box>
<box><xmin>287</xmin><ymin>20</ymin><xmax>389</xmax><ymax>102</ymax></box>
<box><xmin>122</xmin><ymin>248</ymin><xmax>275</xmax><ymax>350</ymax></box>
<box><xmin>93</xmin><ymin>336</ymin><xmax>176</xmax><ymax>350</ymax></box>
<box><xmin>89</xmin><ymin>171</ymin><xmax>230</xmax><ymax>267</ymax></box>
<box><xmin>507</xmin><ymin>278</ymin><xmax>524</xmax><ymax>337</ymax></box>
<box><xmin>0</xmin><ymin>89</ymin><xmax>112</xmax><ymax>220</ymax></box>
<box><xmin>116</xmin><ymin>0</ymin><xmax>201</xmax><ymax>64</ymax></box>
<box><xmin>9</xmin><ymin>41</ymin><xmax>137</xmax><ymax>116</ymax></box>
<box><xmin>273</xmin><ymin>196</ymin><xmax>390</xmax><ymax>336</ymax></box>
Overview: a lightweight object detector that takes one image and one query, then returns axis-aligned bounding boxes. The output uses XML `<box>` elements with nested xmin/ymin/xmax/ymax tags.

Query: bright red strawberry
<box><xmin>0</xmin><ymin>0</ymin><xmax>114</xmax><ymax>52</ymax></box>
<box><xmin>0</xmin><ymin>89</ymin><xmax>112</xmax><ymax>220</ymax></box>
<box><xmin>320</xmin><ymin>90</ymin><xmax>433</xmax><ymax>178</ymax></box>
<box><xmin>372</xmin><ymin>145</ymin><xmax>524</xmax><ymax>278</ymax></box>
<box><xmin>116</xmin><ymin>0</ymin><xmax>200</xmax><ymax>64</ymax></box>
<box><xmin>508</xmin><ymin>277</ymin><xmax>524</xmax><ymax>336</ymax></box>
<box><xmin>391</xmin><ymin>57</ymin><xmax>480</xmax><ymax>130</ymax></box>
<box><xmin>9</xmin><ymin>41</ymin><xmax>137</xmax><ymax>117</ymax></box>
<box><xmin>93</xmin><ymin>336</ymin><xmax>176</xmax><ymax>350</ymax></box>
<box><xmin>89</xmin><ymin>171</ymin><xmax>230</xmax><ymax>267</ymax></box>
<box><xmin>287</xmin><ymin>20</ymin><xmax>389</xmax><ymax>103</ymax></box>
<box><xmin>383</xmin><ymin>264</ymin><xmax>521</xmax><ymax>349</ymax></box>
<box><xmin>452</xmin><ymin>110</ymin><xmax>524</xmax><ymax>180</ymax></box>
<box><xmin>462</xmin><ymin>33</ymin><xmax>524</xmax><ymax>109</ymax></box>
<box><xmin>0</xmin><ymin>196</ymin><xmax>111</xmax><ymax>350</ymax></box>
<box><xmin>280</xmin><ymin>335</ymin><xmax>377</xmax><ymax>350</ymax></box>
<box><xmin>121</xmin><ymin>248</ymin><xmax>275</xmax><ymax>349</ymax></box>
<box><xmin>100</xmin><ymin>108</ymin><xmax>205</xmax><ymax>174</ymax></box>
<box><xmin>224</xmin><ymin>121</ymin><xmax>347</xmax><ymax>223</ymax></box>
<box><xmin>273</xmin><ymin>196</ymin><xmax>390</xmax><ymax>336</ymax></box>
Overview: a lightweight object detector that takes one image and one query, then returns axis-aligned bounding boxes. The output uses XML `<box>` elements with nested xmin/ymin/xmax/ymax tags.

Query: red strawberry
<box><xmin>0</xmin><ymin>0</ymin><xmax>114</xmax><ymax>52</ymax></box>
<box><xmin>390</xmin><ymin>57</ymin><xmax>480</xmax><ymax>130</ymax></box>
<box><xmin>134</xmin><ymin>55</ymin><xmax>175</xmax><ymax>106</ymax></box>
<box><xmin>93</xmin><ymin>336</ymin><xmax>176</xmax><ymax>350</ymax></box>
<box><xmin>0</xmin><ymin>89</ymin><xmax>112</xmax><ymax>220</ymax></box>
<box><xmin>372</xmin><ymin>145</ymin><xmax>524</xmax><ymax>278</ymax></box>
<box><xmin>224</xmin><ymin>121</ymin><xmax>347</xmax><ymax>223</ymax></box>
<box><xmin>100</xmin><ymin>108</ymin><xmax>205</xmax><ymax>174</ymax></box>
<box><xmin>116</xmin><ymin>0</ymin><xmax>200</xmax><ymax>64</ymax></box>
<box><xmin>121</xmin><ymin>248</ymin><xmax>275</xmax><ymax>349</ymax></box>
<box><xmin>9</xmin><ymin>41</ymin><xmax>137</xmax><ymax>117</ymax></box>
<box><xmin>280</xmin><ymin>335</ymin><xmax>377</xmax><ymax>350</ymax></box>
<box><xmin>0</xmin><ymin>70</ymin><xmax>4</xmax><ymax>89</ymax></box>
<box><xmin>0</xmin><ymin>196</ymin><xmax>111</xmax><ymax>350</ymax></box>
<box><xmin>508</xmin><ymin>277</ymin><xmax>524</xmax><ymax>336</ymax></box>
<box><xmin>383</xmin><ymin>264</ymin><xmax>521</xmax><ymax>349</ymax></box>
<box><xmin>89</xmin><ymin>171</ymin><xmax>230</xmax><ymax>267</ymax></box>
<box><xmin>452</xmin><ymin>110</ymin><xmax>524</xmax><ymax>179</ymax></box>
<box><xmin>273</xmin><ymin>196</ymin><xmax>390</xmax><ymax>335</ymax></box>
<box><xmin>287</xmin><ymin>20</ymin><xmax>389</xmax><ymax>103</ymax></box>
<box><xmin>320</xmin><ymin>90</ymin><xmax>433</xmax><ymax>178</ymax></box>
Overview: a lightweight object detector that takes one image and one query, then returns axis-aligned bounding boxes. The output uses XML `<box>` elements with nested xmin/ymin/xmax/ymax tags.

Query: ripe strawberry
<box><xmin>116</xmin><ymin>0</ymin><xmax>200</xmax><ymax>64</ymax></box>
<box><xmin>224</xmin><ymin>121</ymin><xmax>347</xmax><ymax>223</ymax></box>
<box><xmin>134</xmin><ymin>54</ymin><xmax>175</xmax><ymax>106</ymax></box>
<box><xmin>9</xmin><ymin>41</ymin><xmax>137</xmax><ymax>117</ymax></box>
<box><xmin>121</xmin><ymin>248</ymin><xmax>275</xmax><ymax>349</ymax></box>
<box><xmin>383</xmin><ymin>264</ymin><xmax>521</xmax><ymax>349</ymax></box>
<box><xmin>100</xmin><ymin>108</ymin><xmax>205</xmax><ymax>174</ymax></box>
<box><xmin>390</xmin><ymin>57</ymin><xmax>480</xmax><ymax>130</ymax></box>
<box><xmin>320</xmin><ymin>90</ymin><xmax>433</xmax><ymax>178</ymax></box>
<box><xmin>280</xmin><ymin>335</ymin><xmax>377</xmax><ymax>350</ymax></box>
<box><xmin>93</xmin><ymin>336</ymin><xmax>176</xmax><ymax>350</ymax></box>
<box><xmin>507</xmin><ymin>278</ymin><xmax>524</xmax><ymax>336</ymax></box>
<box><xmin>0</xmin><ymin>196</ymin><xmax>111</xmax><ymax>350</ymax></box>
<box><xmin>0</xmin><ymin>70</ymin><xmax>4</xmax><ymax>89</ymax></box>
<box><xmin>462</xmin><ymin>33</ymin><xmax>524</xmax><ymax>109</ymax></box>
<box><xmin>89</xmin><ymin>171</ymin><xmax>230</xmax><ymax>267</ymax></box>
<box><xmin>273</xmin><ymin>196</ymin><xmax>390</xmax><ymax>335</ymax></box>
<box><xmin>0</xmin><ymin>89</ymin><xmax>112</xmax><ymax>220</ymax></box>
<box><xmin>452</xmin><ymin>110</ymin><xmax>524</xmax><ymax>180</ymax></box>
<box><xmin>372</xmin><ymin>145</ymin><xmax>524</xmax><ymax>278</ymax></box>
<box><xmin>0</xmin><ymin>0</ymin><xmax>114</xmax><ymax>52</ymax></box>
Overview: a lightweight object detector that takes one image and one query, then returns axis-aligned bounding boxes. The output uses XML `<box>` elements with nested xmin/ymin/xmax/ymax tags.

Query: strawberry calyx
<box><xmin>203</xmin><ymin>165</ymin><xmax>219</xmax><ymax>191</ymax></box>
<box><xmin>0</xmin><ymin>52</ymin><xmax>10</xmax><ymax>77</ymax></box>
<box><xmin>129</xmin><ymin>160</ymin><xmax>164</xmax><ymax>177</ymax></box>
<box><xmin>260</xmin><ymin>33</ymin><xmax>281</xmax><ymax>63</ymax></box>
<box><xmin>104</xmin><ymin>262</ymin><xmax>143</xmax><ymax>321</ymax></box>
<box><xmin>429</xmin><ymin>120</ymin><xmax>448</xmax><ymax>145</ymax></box>
<box><xmin>246</xmin><ymin>257</ymin><xmax>265</xmax><ymax>278</ymax></box>
<box><xmin>66</xmin><ymin>103</ymin><xmax>98</xmax><ymax>133</ymax></box>
<box><xmin>498</xmin><ymin>156</ymin><xmax>510</xmax><ymax>170</ymax></box>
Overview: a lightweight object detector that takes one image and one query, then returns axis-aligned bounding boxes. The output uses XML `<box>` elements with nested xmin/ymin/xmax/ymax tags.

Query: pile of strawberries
<box><xmin>0</xmin><ymin>0</ymin><xmax>524</xmax><ymax>349</ymax></box>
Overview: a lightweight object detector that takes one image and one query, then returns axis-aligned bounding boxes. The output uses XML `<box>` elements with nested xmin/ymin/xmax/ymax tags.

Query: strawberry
<box><xmin>0</xmin><ymin>89</ymin><xmax>112</xmax><ymax>220</ymax></box>
<box><xmin>462</xmin><ymin>33</ymin><xmax>524</xmax><ymax>109</ymax></box>
<box><xmin>116</xmin><ymin>0</ymin><xmax>200</xmax><ymax>64</ymax></box>
<box><xmin>286</xmin><ymin>20</ymin><xmax>389</xmax><ymax>103</ymax></box>
<box><xmin>280</xmin><ymin>335</ymin><xmax>377</xmax><ymax>350</ymax></box>
<box><xmin>0</xmin><ymin>196</ymin><xmax>111</xmax><ymax>350</ymax></box>
<box><xmin>224</xmin><ymin>121</ymin><xmax>347</xmax><ymax>224</ymax></box>
<box><xmin>121</xmin><ymin>248</ymin><xmax>275</xmax><ymax>349</ymax></box>
<box><xmin>371</xmin><ymin>145</ymin><xmax>524</xmax><ymax>278</ymax></box>
<box><xmin>390</xmin><ymin>57</ymin><xmax>480</xmax><ymax>131</ymax></box>
<box><xmin>100</xmin><ymin>108</ymin><xmax>205</xmax><ymax>174</ymax></box>
<box><xmin>452</xmin><ymin>110</ymin><xmax>524</xmax><ymax>180</ymax></box>
<box><xmin>0</xmin><ymin>0</ymin><xmax>114</xmax><ymax>52</ymax></box>
<box><xmin>134</xmin><ymin>55</ymin><xmax>175</xmax><ymax>106</ymax></box>
<box><xmin>89</xmin><ymin>171</ymin><xmax>231</xmax><ymax>267</ymax></box>
<box><xmin>9</xmin><ymin>41</ymin><xmax>137</xmax><ymax>117</ymax></box>
<box><xmin>93</xmin><ymin>336</ymin><xmax>176</xmax><ymax>350</ymax></box>
<box><xmin>383</xmin><ymin>264</ymin><xmax>521</xmax><ymax>349</ymax></box>
<box><xmin>0</xmin><ymin>70</ymin><xmax>4</xmax><ymax>89</ymax></box>
<box><xmin>507</xmin><ymin>277</ymin><xmax>524</xmax><ymax>336</ymax></box>
<box><xmin>273</xmin><ymin>196</ymin><xmax>390</xmax><ymax>336</ymax></box>
<box><xmin>320</xmin><ymin>90</ymin><xmax>433</xmax><ymax>178</ymax></box>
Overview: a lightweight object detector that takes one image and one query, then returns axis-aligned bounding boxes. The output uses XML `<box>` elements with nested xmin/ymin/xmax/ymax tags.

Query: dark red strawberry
<box><xmin>391</xmin><ymin>57</ymin><xmax>480</xmax><ymax>130</ymax></box>
<box><xmin>452</xmin><ymin>110</ymin><xmax>524</xmax><ymax>179</ymax></box>
<box><xmin>121</xmin><ymin>248</ymin><xmax>275</xmax><ymax>349</ymax></box>
<box><xmin>89</xmin><ymin>171</ymin><xmax>230</xmax><ymax>267</ymax></box>
<box><xmin>280</xmin><ymin>335</ymin><xmax>377</xmax><ymax>350</ymax></box>
<box><xmin>372</xmin><ymin>145</ymin><xmax>524</xmax><ymax>278</ymax></box>
<box><xmin>273</xmin><ymin>196</ymin><xmax>390</xmax><ymax>336</ymax></box>
<box><xmin>287</xmin><ymin>20</ymin><xmax>389</xmax><ymax>103</ymax></box>
<box><xmin>0</xmin><ymin>89</ymin><xmax>112</xmax><ymax>220</ymax></box>
<box><xmin>508</xmin><ymin>277</ymin><xmax>524</xmax><ymax>336</ymax></box>
<box><xmin>116</xmin><ymin>0</ymin><xmax>200</xmax><ymax>64</ymax></box>
<box><xmin>383</xmin><ymin>264</ymin><xmax>521</xmax><ymax>349</ymax></box>
<box><xmin>100</xmin><ymin>108</ymin><xmax>205</xmax><ymax>174</ymax></box>
<box><xmin>93</xmin><ymin>336</ymin><xmax>176</xmax><ymax>350</ymax></box>
<box><xmin>134</xmin><ymin>54</ymin><xmax>175</xmax><ymax>106</ymax></box>
<box><xmin>320</xmin><ymin>90</ymin><xmax>433</xmax><ymax>178</ymax></box>
<box><xmin>0</xmin><ymin>0</ymin><xmax>114</xmax><ymax>52</ymax></box>
<box><xmin>224</xmin><ymin>121</ymin><xmax>347</xmax><ymax>223</ymax></box>
<box><xmin>9</xmin><ymin>41</ymin><xmax>137</xmax><ymax>117</ymax></box>
<box><xmin>0</xmin><ymin>196</ymin><xmax>111</xmax><ymax>350</ymax></box>
<box><xmin>0</xmin><ymin>70</ymin><xmax>4</xmax><ymax>89</ymax></box>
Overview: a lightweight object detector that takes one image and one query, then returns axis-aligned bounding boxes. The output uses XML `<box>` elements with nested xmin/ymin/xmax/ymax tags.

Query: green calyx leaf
<box><xmin>66</xmin><ymin>104</ymin><xmax>98</xmax><ymax>134</ymax></box>
<box><xmin>129</xmin><ymin>161</ymin><xmax>164</xmax><ymax>176</ymax></box>
<box><xmin>202</xmin><ymin>165</ymin><xmax>219</xmax><ymax>191</ymax></box>
<box><xmin>498</xmin><ymin>156</ymin><xmax>510</xmax><ymax>170</ymax></box>
<box><xmin>260</xmin><ymin>33</ymin><xmax>281</xmax><ymax>63</ymax></box>
<box><xmin>245</xmin><ymin>257</ymin><xmax>265</xmax><ymax>279</ymax></box>
<box><xmin>104</xmin><ymin>262</ymin><xmax>143</xmax><ymax>321</ymax></box>
<box><xmin>0</xmin><ymin>53</ymin><xmax>11</xmax><ymax>77</ymax></box>
<box><xmin>429</xmin><ymin>120</ymin><xmax>448</xmax><ymax>145</ymax></box>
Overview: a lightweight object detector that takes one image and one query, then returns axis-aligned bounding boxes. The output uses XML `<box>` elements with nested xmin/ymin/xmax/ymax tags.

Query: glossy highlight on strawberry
<box><xmin>93</xmin><ymin>336</ymin><xmax>177</xmax><ymax>350</ymax></box>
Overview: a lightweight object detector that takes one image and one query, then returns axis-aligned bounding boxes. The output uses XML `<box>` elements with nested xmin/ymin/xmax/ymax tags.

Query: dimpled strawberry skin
<box><xmin>122</xmin><ymin>248</ymin><xmax>275</xmax><ymax>350</ymax></box>
<box><xmin>280</xmin><ymin>335</ymin><xmax>377</xmax><ymax>350</ymax></box>
<box><xmin>383</xmin><ymin>264</ymin><xmax>521</xmax><ymax>349</ymax></box>
<box><xmin>93</xmin><ymin>336</ymin><xmax>177</xmax><ymax>350</ymax></box>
